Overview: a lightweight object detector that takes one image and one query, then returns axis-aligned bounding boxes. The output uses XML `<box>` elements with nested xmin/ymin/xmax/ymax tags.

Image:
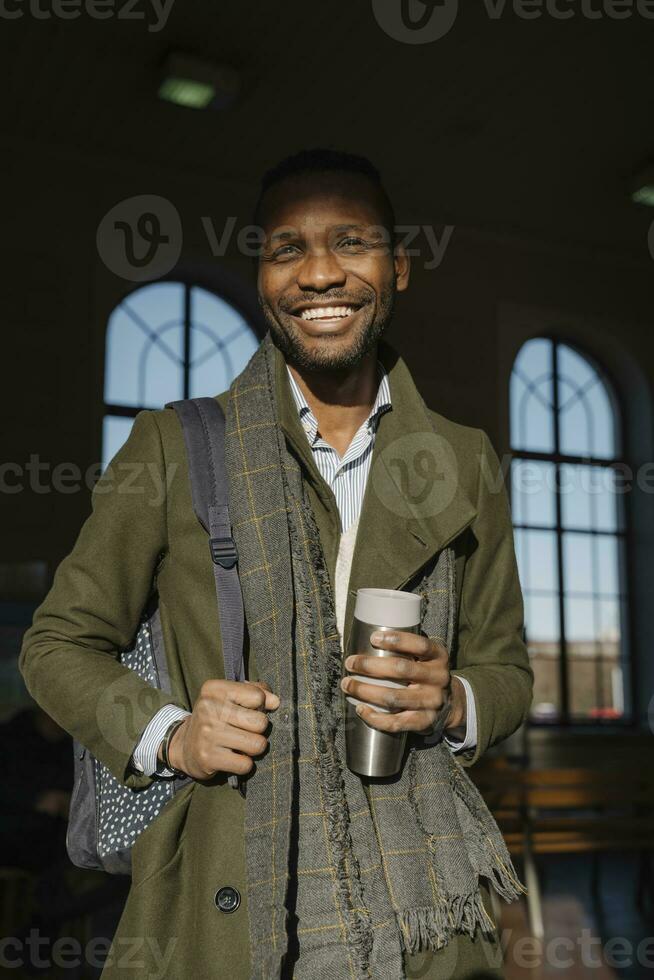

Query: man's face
<box><xmin>256</xmin><ymin>172</ymin><xmax>409</xmax><ymax>373</ymax></box>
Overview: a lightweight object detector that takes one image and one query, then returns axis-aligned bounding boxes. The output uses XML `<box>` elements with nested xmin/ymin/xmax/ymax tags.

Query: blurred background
<box><xmin>1</xmin><ymin>2</ymin><xmax>653</xmax><ymax>976</ymax></box>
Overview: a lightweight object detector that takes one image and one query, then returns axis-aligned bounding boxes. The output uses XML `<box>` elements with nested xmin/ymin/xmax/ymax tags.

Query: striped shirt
<box><xmin>285</xmin><ymin>361</ymin><xmax>392</xmax><ymax>533</ymax></box>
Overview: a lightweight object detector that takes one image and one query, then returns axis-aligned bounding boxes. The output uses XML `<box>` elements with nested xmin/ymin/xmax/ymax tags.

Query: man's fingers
<box><xmin>342</xmin><ymin>678</ymin><xmax>444</xmax><ymax>713</ymax></box>
<box><xmin>355</xmin><ymin>705</ymin><xmax>437</xmax><ymax>734</ymax></box>
<box><xmin>251</xmin><ymin>680</ymin><xmax>281</xmax><ymax>711</ymax></box>
<box><xmin>370</xmin><ymin>630</ymin><xmax>447</xmax><ymax>661</ymax></box>
<box><xmin>252</xmin><ymin>680</ymin><xmax>271</xmax><ymax>692</ymax></box>
<box><xmin>344</xmin><ymin>654</ymin><xmax>447</xmax><ymax>686</ymax></box>
<box><xmin>211</xmin><ymin>747</ymin><xmax>256</xmax><ymax>777</ymax></box>
<box><xmin>199</xmin><ymin>679</ymin><xmax>279</xmax><ymax>711</ymax></box>
<box><xmin>232</xmin><ymin>680</ymin><xmax>280</xmax><ymax>711</ymax></box>
<box><xmin>222</xmin><ymin>702</ymin><xmax>271</xmax><ymax>734</ymax></box>
<box><xmin>214</xmin><ymin>724</ymin><xmax>268</xmax><ymax>758</ymax></box>
<box><xmin>187</xmin><ymin>679</ymin><xmax>281</xmax><ymax>781</ymax></box>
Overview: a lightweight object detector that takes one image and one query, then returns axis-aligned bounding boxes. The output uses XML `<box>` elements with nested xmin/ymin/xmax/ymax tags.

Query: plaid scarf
<box><xmin>223</xmin><ymin>331</ymin><xmax>524</xmax><ymax>980</ymax></box>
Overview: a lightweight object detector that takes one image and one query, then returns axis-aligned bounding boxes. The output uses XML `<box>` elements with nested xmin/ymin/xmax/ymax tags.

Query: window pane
<box><xmin>526</xmin><ymin>593</ymin><xmax>560</xmax><ymax>643</ymax></box>
<box><xmin>584</xmin><ymin>374</ymin><xmax>617</xmax><ymax>460</ymax></box>
<box><xmin>569</xmin><ymin>657</ymin><xmax>624</xmax><ymax>720</ymax></box>
<box><xmin>558</xmin><ymin>387</ymin><xmax>591</xmax><ymax>458</ymax></box>
<box><xmin>598</xmin><ymin>597</ymin><xmax>621</xmax><ymax>648</ymax></box>
<box><xmin>557</xmin><ymin>344</ymin><xmax>616</xmax><ymax>460</ymax></box>
<box><xmin>565</xmin><ymin>596</ymin><xmax>596</xmax><ymax>643</ymax></box>
<box><xmin>514</xmin><ymin>529</ymin><xmax>558</xmax><ymax>593</ymax></box>
<box><xmin>595</xmin><ymin>598</ymin><xmax>624</xmax><ymax>719</ymax></box>
<box><xmin>143</xmin><ymin>322</ymin><xmax>185</xmax><ymax>407</ymax></box>
<box><xmin>105</xmin><ymin>283</ymin><xmax>185</xmax><ymax>408</ymax></box>
<box><xmin>102</xmin><ymin>416</ymin><xmax>135</xmax><ymax>473</ymax></box>
<box><xmin>565</xmin><ymin>596</ymin><xmax>620</xmax><ymax>657</ymax></box>
<box><xmin>607</xmin><ymin>663</ymin><xmax>626</xmax><ymax>718</ymax></box>
<box><xmin>189</xmin><ymin>287</ymin><xmax>259</xmax><ymax>397</ymax></box>
<box><xmin>566</xmin><ymin>597</ymin><xmax>625</xmax><ymax>720</ymax></box>
<box><xmin>511</xmin><ymin>459</ymin><xmax>556</xmax><ymax>527</ymax></box>
<box><xmin>566</xmin><ymin>594</ymin><xmax>600</xmax><ymax>719</ymax></box>
<box><xmin>557</xmin><ymin>344</ymin><xmax>594</xmax><ymax>458</ymax></box>
<box><xmin>510</xmin><ymin>338</ymin><xmax>554</xmax><ymax>453</ymax></box>
<box><xmin>594</xmin><ymin>469</ymin><xmax>624</xmax><ymax>532</ymax></box>
<box><xmin>525</xmin><ymin>592</ymin><xmax>561</xmax><ymax>721</ymax></box>
<box><xmin>562</xmin><ymin>532</ymin><xmax>594</xmax><ymax>596</ymax></box>
<box><xmin>563</xmin><ymin>533</ymin><xmax>620</xmax><ymax>599</ymax></box>
<box><xmin>595</xmin><ymin>536</ymin><xmax>621</xmax><ymax>597</ymax></box>
<box><xmin>560</xmin><ymin>464</ymin><xmax>619</xmax><ymax>532</ymax></box>
<box><xmin>569</xmin><ymin>656</ymin><xmax>602</xmax><ymax>720</ymax></box>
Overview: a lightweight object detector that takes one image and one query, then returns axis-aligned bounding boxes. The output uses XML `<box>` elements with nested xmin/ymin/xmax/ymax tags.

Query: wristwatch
<box><xmin>422</xmin><ymin>689</ymin><xmax>453</xmax><ymax>747</ymax></box>
<box><xmin>159</xmin><ymin>717</ymin><xmax>187</xmax><ymax>777</ymax></box>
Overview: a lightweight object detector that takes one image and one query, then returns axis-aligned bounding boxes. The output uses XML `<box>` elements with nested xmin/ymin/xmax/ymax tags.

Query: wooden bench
<box><xmin>470</xmin><ymin>762</ymin><xmax>654</xmax><ymax>938</ymax></box>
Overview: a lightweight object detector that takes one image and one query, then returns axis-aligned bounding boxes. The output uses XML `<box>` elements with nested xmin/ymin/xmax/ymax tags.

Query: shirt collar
<box><xmin>286</xmin><ymin>360</ymin><xmax>392</xmax><ymax>447</ymax></box>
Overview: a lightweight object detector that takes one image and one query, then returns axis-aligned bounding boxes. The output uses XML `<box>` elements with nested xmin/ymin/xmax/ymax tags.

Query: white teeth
<box><xmin>299</xmin><ymin>306</ymin><xmax>355</xmax><ymax>320</ymax></box>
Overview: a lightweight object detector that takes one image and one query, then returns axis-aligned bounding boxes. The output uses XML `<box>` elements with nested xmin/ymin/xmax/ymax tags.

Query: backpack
<box><xmin>66</xmin><ymin>397</ymin><xmax>245</xmax><ymax>876</ymax></box>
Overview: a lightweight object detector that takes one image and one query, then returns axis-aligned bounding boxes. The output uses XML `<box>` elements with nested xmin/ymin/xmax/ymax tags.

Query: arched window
<box><xmin>102</xmin><ymin>281</ymin><xmax>259</xmax><ymax>469</ymax></box>
<box><xmin>510</xmin><ymin>338</ymin><xmax>631</xmax><ymax>725</ymax></box>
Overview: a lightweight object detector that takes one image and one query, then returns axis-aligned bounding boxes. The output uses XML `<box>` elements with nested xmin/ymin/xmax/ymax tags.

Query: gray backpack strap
<box><xmin>165</xmin><ymin>397</ymin><xmax>245</xmax><ymax>793</ymax></box>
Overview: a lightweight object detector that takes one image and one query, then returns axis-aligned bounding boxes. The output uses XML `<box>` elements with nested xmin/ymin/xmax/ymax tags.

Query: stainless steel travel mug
<box><xmin>344</xmin><ymin>588</ymin><xmax>421</xmax><ymax>778</ymax></box>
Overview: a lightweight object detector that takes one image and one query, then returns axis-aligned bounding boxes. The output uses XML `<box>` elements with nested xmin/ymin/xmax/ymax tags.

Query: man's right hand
<box><xmin>159</xmin><ymin>679</ymin><xmax>280</xmax><ymax>780</ymax></box>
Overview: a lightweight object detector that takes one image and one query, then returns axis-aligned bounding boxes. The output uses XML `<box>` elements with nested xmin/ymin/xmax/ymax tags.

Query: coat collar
<box><xmin>272</xmin><ymin>336</ymin><xmax>477</xmax><ymax>652</ymax></box>
<box><xmin>285</xmin><ymin>358</ymin><xmax>392</xmax><ymax>448</ymax></box>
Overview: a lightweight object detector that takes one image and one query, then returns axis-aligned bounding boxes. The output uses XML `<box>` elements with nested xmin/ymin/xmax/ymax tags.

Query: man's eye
<box><xmin>339</xmin><ymin>237</ymin><xmax>369</xmax><ymax>249</ymax></box>
<box><xmin>273</xmin><ymin>244</ymin><xmax>300</xmax><ymax>260</ymax></box>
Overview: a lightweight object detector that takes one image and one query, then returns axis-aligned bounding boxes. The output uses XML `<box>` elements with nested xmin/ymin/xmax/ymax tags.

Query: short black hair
<box><xmin>253</xmin><ymin>147</ymin><xmax>396</xmax><ymax>238</ymax></box>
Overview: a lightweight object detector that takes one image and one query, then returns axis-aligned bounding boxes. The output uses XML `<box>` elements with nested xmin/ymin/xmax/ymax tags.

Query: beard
<box><xmin>258</xmin><ymin>281</ymin><xmax>396</xmax><ymax>374</ymax></box>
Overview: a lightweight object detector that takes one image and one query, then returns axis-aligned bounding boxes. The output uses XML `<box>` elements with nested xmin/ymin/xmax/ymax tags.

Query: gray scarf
<box><xmin>224</xmin><ymin>332</ymin><xmax>524</xmax><ymax>980</ymax></box>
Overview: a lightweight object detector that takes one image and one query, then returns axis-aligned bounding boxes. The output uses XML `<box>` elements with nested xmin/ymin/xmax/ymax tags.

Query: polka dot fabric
<box><xmin>96</xmin><ymin>614</ymin><xmax>175</xmax><ymax>860</ymax></box>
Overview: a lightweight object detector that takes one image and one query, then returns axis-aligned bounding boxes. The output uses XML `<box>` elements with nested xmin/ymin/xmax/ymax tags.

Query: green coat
<box><xmin>19</xmin><ymin>338</ymin><xmax>533</xmax><ymax>979</ymax></box>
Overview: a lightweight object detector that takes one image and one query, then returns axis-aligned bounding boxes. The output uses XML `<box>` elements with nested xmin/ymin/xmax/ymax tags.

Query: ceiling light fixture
<box><xmin>630</xmin><ymin>163</ymin><xmax>654</xmax><ymax>207</ymax></box>
<box><xmin>158</xmin><ymin>52</ymin><xmax>241</xmax><ymax>111</ymax></box>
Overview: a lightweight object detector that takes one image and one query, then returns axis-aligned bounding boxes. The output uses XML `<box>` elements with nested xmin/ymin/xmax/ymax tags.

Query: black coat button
<box><xmin>214</xmin><ymin>886</ymin><xmax>241</xmax><ymax>913</ymax></box>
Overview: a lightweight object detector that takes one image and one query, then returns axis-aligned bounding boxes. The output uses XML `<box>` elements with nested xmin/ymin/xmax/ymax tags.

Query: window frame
<box><xmin>510</xmin><ymin>336</ymin><xmax>636</xmax><ymax>729</ymax></box>
<box><xmin>102</xmin><ymin>276</ymin><xmax>261</xmax><ymax>423</ymax></box>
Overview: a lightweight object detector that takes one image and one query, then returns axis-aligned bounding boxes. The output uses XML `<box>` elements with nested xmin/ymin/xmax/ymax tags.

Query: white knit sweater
<box><xmin>334</xmin><ymin>514</ymin><xmax>360</xmax><ymax>652</ymax></box>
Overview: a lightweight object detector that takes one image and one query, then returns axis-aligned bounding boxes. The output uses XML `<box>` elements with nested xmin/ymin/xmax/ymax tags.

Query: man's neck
<box><xmin>286</xmin><ymin>348</ymin><xmax>379</xmax><ymax>458</ymax></box>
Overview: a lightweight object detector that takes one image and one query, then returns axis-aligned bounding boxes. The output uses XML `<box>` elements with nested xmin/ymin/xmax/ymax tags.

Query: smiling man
<box><xmin>20</xmin><ymin>149</ymin><xmax>533</xmax><ymax>979</ymax></box>
<box><xmin>253</xmin><ymin>154</ymin><xmax>472</xmax><ymax>744</ymax></box>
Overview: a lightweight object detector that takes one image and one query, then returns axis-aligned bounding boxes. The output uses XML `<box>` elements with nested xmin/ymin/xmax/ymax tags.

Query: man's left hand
<box><xmin>340</xmin><ymin>631</ymin><xmax>466</xmax><ymax>736</ymax></box>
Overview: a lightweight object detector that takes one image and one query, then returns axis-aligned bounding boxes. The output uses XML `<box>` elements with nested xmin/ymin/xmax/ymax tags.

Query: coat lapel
<box><xmin>342</xmin><ymin>340</ymin><xmax>477</xmax><ymax>653</ymax></box>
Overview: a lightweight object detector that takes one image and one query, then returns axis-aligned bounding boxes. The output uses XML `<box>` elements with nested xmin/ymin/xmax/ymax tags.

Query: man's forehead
<box><xmin>259</xmin><ymin>172</ymin><xmax>387</xmax><ymax>234</ymax></box>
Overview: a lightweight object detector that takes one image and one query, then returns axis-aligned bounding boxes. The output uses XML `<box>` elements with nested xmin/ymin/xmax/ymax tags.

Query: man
<box><xmin>20</xmin><ymin>149</ymin><xmax>533</xmax><ymax>979</ymax></box>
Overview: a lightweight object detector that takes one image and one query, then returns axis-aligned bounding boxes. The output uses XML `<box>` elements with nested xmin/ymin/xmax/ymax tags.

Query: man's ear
<box><xmin>393</xmin><ymin>239</ymin><xmax>410</xmax><ymax>292</ymax></box>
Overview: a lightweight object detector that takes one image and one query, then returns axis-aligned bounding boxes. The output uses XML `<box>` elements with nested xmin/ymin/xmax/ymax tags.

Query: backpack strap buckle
<box><xmin>209</xmin><ymin>536</ymin><xmax>238</xmax><ymax>569</ymax></box>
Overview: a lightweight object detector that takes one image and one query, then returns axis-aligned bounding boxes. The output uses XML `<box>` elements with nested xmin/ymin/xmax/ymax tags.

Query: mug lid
<box><xmin>354</xmin><ymin>588</ymin><xmax>421</xmax><ymax>628</ymax></box>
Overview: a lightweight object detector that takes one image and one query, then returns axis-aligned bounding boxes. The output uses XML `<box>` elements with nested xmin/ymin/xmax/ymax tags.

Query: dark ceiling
<box><xmin>1</xmin><ymin>1</ymin><xmax>653</xmax><ymax>259</ymax></box>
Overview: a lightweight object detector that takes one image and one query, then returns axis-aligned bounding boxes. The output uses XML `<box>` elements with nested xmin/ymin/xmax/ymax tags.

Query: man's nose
<box><xmin>296</xmin><ymin>249</ymin><xmax>347</xmax><ymax>292</ymax></box>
